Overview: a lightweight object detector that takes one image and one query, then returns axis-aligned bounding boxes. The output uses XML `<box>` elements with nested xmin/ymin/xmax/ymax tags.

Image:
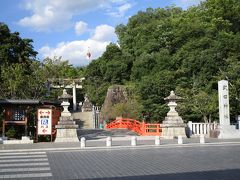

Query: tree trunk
<box><xmin>209</xmin><ymin>114</ymin><xmax>212</xmax><ymax>123</ymax></box>
<box><xmin>203</xmin><ymin>115</ymin><xmax>208</xmax><ymax>123</ymax></box>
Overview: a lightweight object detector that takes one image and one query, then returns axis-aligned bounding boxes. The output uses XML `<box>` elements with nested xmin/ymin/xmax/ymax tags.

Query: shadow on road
<box><xmin>77</xmin><ymin>129</ymin><xmax>138</xmax><ymax>140</ymax></box>
<box><xmin>84</xmin><ymin>169</ymin><xmax>240</xmax><ymax>180</ymax></box>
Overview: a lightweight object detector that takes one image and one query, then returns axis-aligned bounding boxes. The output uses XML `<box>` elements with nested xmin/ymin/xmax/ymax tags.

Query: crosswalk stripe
<box><xmin>0</xmin><ymin>154</ymin><xmax>47</xmax><ymax>159</ymax></box>
<box><xmin>0</xmin><ymin>167</ymin><xmax>50</xmax><ymax>173</ymax></box>
<box><xmin>0</xmin><ymin>152</ymin><xmax>46</xmax><ymax>156</ymax></box>
<box><xmin>0</xmin><ymin>158</ymin><xmax>48</xmax><ymax>163</ymax></box>
<box><xmin>0</xmin><ymin>151</ymin><xmax>52</xmax><ymax>178</ymax></box>
<box><xmin>0</xmin><ymin>173</ymin><xmax>52</xmax><ymax>179</ymax></box>
<box><xmin>0</xmin><ymin>162</ymin><xmax>49</xmax><ymax>167</ymax></box>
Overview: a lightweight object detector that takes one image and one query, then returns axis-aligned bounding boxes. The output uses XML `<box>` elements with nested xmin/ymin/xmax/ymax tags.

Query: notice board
<box><xmin>37</xmin><ymin>109</ymin><xmax>52</xmax><ymax>135</ymax></box>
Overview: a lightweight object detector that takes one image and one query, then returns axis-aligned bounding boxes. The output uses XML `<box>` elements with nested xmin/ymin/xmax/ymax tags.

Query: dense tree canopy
<box><xmin>0</xmin><ymin>23</ymin><xmax>37</xmax><ymax>66</ymax></box>
<box><xmin>84</xmin><ymin>0</ymin><xmax>240</xmax><ymax>123</ymax></box>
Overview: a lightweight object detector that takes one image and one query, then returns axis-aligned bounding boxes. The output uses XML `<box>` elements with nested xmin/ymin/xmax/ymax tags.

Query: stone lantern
<box><xmin>163</xmin><ymin>91</ymin><xmax>183</xmax><ymax>124</ymax></box>
<box><xmin>55</xmin><ymin>89</ymin><xmax>79</xmax><ymax>142</ymax></box>
<box><xmin>161</xmin><ymin>91</ymin><xmax>186</xmax><ymax>138</ymax></box>
<box><xmin>58</xmin><ymin>89</ymin><xmax>72</xmax><ymax>117</ymax></box>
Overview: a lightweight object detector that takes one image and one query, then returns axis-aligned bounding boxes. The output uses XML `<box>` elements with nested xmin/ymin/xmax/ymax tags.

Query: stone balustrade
<box><xmin>187</xmin><ymin>121</ymin><xmax>219</xmax><ymax>136</ymax></box>
<box><xmin>187</xmin><ymin>121</ymin><xmax>239</xmax><ymax>137</ymax></box>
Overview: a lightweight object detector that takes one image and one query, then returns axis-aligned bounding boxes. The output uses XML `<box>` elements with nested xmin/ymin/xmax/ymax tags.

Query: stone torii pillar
<box><xmin>72</xmin><ymin>81</ymin><xmax>77</xmax><ymax>111</ymax></box>
<box><xmin>68</xmin><ymin>81</ymin><xmax>83</xmax><ymax>111</ymax></box>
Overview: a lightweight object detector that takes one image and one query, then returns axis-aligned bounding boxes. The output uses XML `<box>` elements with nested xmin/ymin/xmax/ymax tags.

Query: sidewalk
<box><xmin>0</xmin><ymin>136</ymin><xmax>240</xmax><ymax>152</ymax></box>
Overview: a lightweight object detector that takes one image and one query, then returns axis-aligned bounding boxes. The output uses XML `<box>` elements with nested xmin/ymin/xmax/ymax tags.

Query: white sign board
<box><xmin>37</xmin><ymin>109</ymin><xmax>52</xmax><ymax>135</ymax></box>
<box><xmin>218</xmin><ymin>80</ymin><xmax>230</xmax><ymax>126</ymax></box>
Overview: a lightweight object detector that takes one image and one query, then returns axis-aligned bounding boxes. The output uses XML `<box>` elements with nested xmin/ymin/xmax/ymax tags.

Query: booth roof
<box><xmin>0</xmin><ymin>99</ymin><xmax>40</xmax><ymax>105</ymax></box>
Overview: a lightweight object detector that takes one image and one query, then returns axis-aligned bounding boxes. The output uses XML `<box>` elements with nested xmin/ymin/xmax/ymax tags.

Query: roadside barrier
<box><xmin>178</xmin><ymin>135</ymin><xmax>183</xmax><ymax>144</ymax></box>
<box><xmin>106</xmin><ymin>136</ymin><xmax>112</xmax><ymax>147</ymax></box>
<box><xmin>155</xmin><ymin>136</ymin><xmax>161</xmax><ymax>145</ymax></box>
<box><xmin>131</xmin><ymin>136</ymin><xmax>137</xmax><ymax>146</ymax></box>
<box><xmin>200</xmin><ymin>134</ymin><xmax>205</xmax><ymax>144</ymax></box>
<box><xmin>80</xmin><ymin>137</ymin><xmax>86</xmax><ymax>148</ymax></box>
<box><xmin>78</xmin><ymin>136</ymin><xmax>210</xmax><ymax>148</ymax></box>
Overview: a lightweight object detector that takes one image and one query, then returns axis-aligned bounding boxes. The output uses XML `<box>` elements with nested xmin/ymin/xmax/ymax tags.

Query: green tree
<box><xmin>0</xmin><ymin>62</ymin><xmax>46</xmax><ymax>99</ymax></box>
<box><xmin>83</xmin><ymin>0</ymin><xmax>240</xmax><ymax>123</ymax></box>
<box><xmin>84</xmin><ymin>43</ymin><xmax>132</xmax><ymax>105</ymax></box>
<box><xmin>0</xmin><ymin>22</ymin><xmax>37</xmax><ymax>66</ymax></box>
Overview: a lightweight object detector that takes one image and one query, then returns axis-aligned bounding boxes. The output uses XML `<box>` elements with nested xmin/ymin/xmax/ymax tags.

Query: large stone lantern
<box><xmin>58</xmin><ymin>89</ymin><xmax>72</xmax><ymax>117</ymax></box>
<box><xmin>55</xmin><ymin>89</ymin><xmax>79</xmax><ymax>142</ymax></box>
<box><xmin>161</xmin><ymin>91</ymin><xmax>186</xmax><ymax>138</ymax></box>
<box><xmin>164</xmin><ymin>91</ymin><xmax>183</xmax><ymax>124</ymax></box>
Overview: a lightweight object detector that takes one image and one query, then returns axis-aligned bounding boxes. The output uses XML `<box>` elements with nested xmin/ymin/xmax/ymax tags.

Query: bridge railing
<box><xmin>107</xmin><ymin>118</ymin><xmax>238</xmax><ymax>137</ymax></box>
<box><xmin>141</xmin><ymin>123</ymin><xmax>161</xmax><ymax>136</ymax></box>
<box><xmin>106</xmin><ymin>117</ymin><xmax>161</xmax><ymax>136</ymax></box>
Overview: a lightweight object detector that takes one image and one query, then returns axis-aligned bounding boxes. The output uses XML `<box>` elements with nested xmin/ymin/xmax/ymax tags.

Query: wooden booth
<box><xmin>0</xmin><ymin>99</ymin><xmax>61</xmax><ymax>142</ymax></box>
<box><xmin>0</xmin><ymin>99</ymin><xmax>40</xmax><ymax>138</ymax></box>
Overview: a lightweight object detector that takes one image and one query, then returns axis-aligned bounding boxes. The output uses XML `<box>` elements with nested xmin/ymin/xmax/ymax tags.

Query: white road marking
<box><xmin>0</xmin><ymin>151</ymin><xmax>52</xmax><ymax>178</ymax></box>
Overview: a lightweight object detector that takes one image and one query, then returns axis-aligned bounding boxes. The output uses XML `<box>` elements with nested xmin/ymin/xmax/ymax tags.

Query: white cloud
<box><xmin>18</xmin><ymin>0</ymin><xmax>132</xmax><ymax>32</ymax></box>
<box><xmin>118</xmin><ymin>3</ymin><xmax>132</xmax><ymax>16</ymax></box>
<box><xmin>92</xmin><ymin>25</ymin><xmax>115</xmax><ymax>41</ymax></box>
<box><xmin>108</xmin><ymin>2</ymin><xmax>132</xmax><ymax>17</ymax></box>
<box><xmin>39</xmin><ymin>24</ymin><xmax>117</xmax><ymax>66</ymax></box>
<box><xmin>75</xmin><ymin>21</ymin><xmax>88</xmax><ymax>35</ymax></box>
<box><xmin>18</xmin><ymin>4</ymin><xmax>71</xmax><ymax>32</ymax></box>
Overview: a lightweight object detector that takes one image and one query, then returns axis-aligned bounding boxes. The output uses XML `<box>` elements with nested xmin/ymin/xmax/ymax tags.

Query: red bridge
<box><xmin>105</xmin><ymin>117</ymin><xmax>162</xmax><ymax>136</ymax></box>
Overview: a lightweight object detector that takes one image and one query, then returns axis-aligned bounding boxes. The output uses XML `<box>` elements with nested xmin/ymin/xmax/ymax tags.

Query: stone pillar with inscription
<box><xmin>215</xmin><ymin>80</ymin><xmax>240</xmax><ymax>138</ymax></box>
<box><xmin>218</xmin><ymin>80</ymin><xmax>230</xmax><ymax>126</ymax></box>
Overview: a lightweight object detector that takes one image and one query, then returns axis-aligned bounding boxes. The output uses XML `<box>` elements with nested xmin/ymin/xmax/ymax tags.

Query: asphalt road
<box><xmin>1</xmin><ymin>142</ymin><xmax>240</xmax><ymax>179</ymax></box>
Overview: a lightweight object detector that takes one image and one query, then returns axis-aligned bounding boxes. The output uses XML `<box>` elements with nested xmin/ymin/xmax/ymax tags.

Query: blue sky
<box><xmin>0</xmin><ymin>0</ymin><xmax>203</xmax><ymax>66</ymax></box>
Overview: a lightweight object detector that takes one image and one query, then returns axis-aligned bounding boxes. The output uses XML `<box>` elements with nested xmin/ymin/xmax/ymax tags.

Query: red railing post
<box><xmin>116</xmin><ymin>117</ymin><xmax>123</xmax><ymax>128</ymax></box>
<box><xmin>133</xmin><ymin>120</ymin><xmax>136</xmax><ymax>131</ymax></box>
<box><xmin>157</xmin><ymin>124</ymin><xmax>159</xmax><ymax>133</ymax></box>
<box><xmin>141</xmin><ymin>121</ymin><xmax>146</xmax><ymax>135</ymax></box>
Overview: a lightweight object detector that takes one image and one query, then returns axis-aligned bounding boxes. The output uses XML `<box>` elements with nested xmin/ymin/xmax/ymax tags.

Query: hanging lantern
<box><xmin>86</xmin><ymin>47</ymin><xmax>91</xmax><ymax>60</ymax></box>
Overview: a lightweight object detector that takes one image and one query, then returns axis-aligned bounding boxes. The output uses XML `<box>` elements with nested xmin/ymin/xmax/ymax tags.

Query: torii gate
<box><xmin>47</xmin><ymin>78</ymin><xmax>85</xmax><ymax>111</ymax></box>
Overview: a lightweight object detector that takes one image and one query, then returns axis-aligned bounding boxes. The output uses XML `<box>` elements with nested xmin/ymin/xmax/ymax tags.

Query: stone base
<box><xmin>210</xmin><ymin>125</ymin><xmax>240</xmax><ymax>139</ymax></box>
<box><xmin>161</xmin><ymin>126</ymin><xmax>187</xmax><ymax>139</ymax></box>
<box><xmin>3</xmin><ymin>136</ymin><xmax>33</xmax><ymax>144</ymax></box>
<box><xmin>55</xmin><ymin>128</ymin><xmax>79</xmax><ymax>142</ymax></box>
<box><xmin>60</xmin><ymin>116</ymin><xmax>73</xmax><ymax>121</ymax></box>
<box><xmin>0</xmin><ymin>136</ymin><xmax>7</xmax><ymax>144</ymax></box>
<box><xmin>61</xmin><ymin>112</ymin><xmax>72</xmax><ymax>117</ymax></box>
<box><xmin>163</xmin><ymin>116</ymin><xmax>184</xmax><ymax>125</ymax></box>
<box><xmin>56</xmin><ymin>116</ymin><xmax>78</xmax><ymax>129</ymax></box>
